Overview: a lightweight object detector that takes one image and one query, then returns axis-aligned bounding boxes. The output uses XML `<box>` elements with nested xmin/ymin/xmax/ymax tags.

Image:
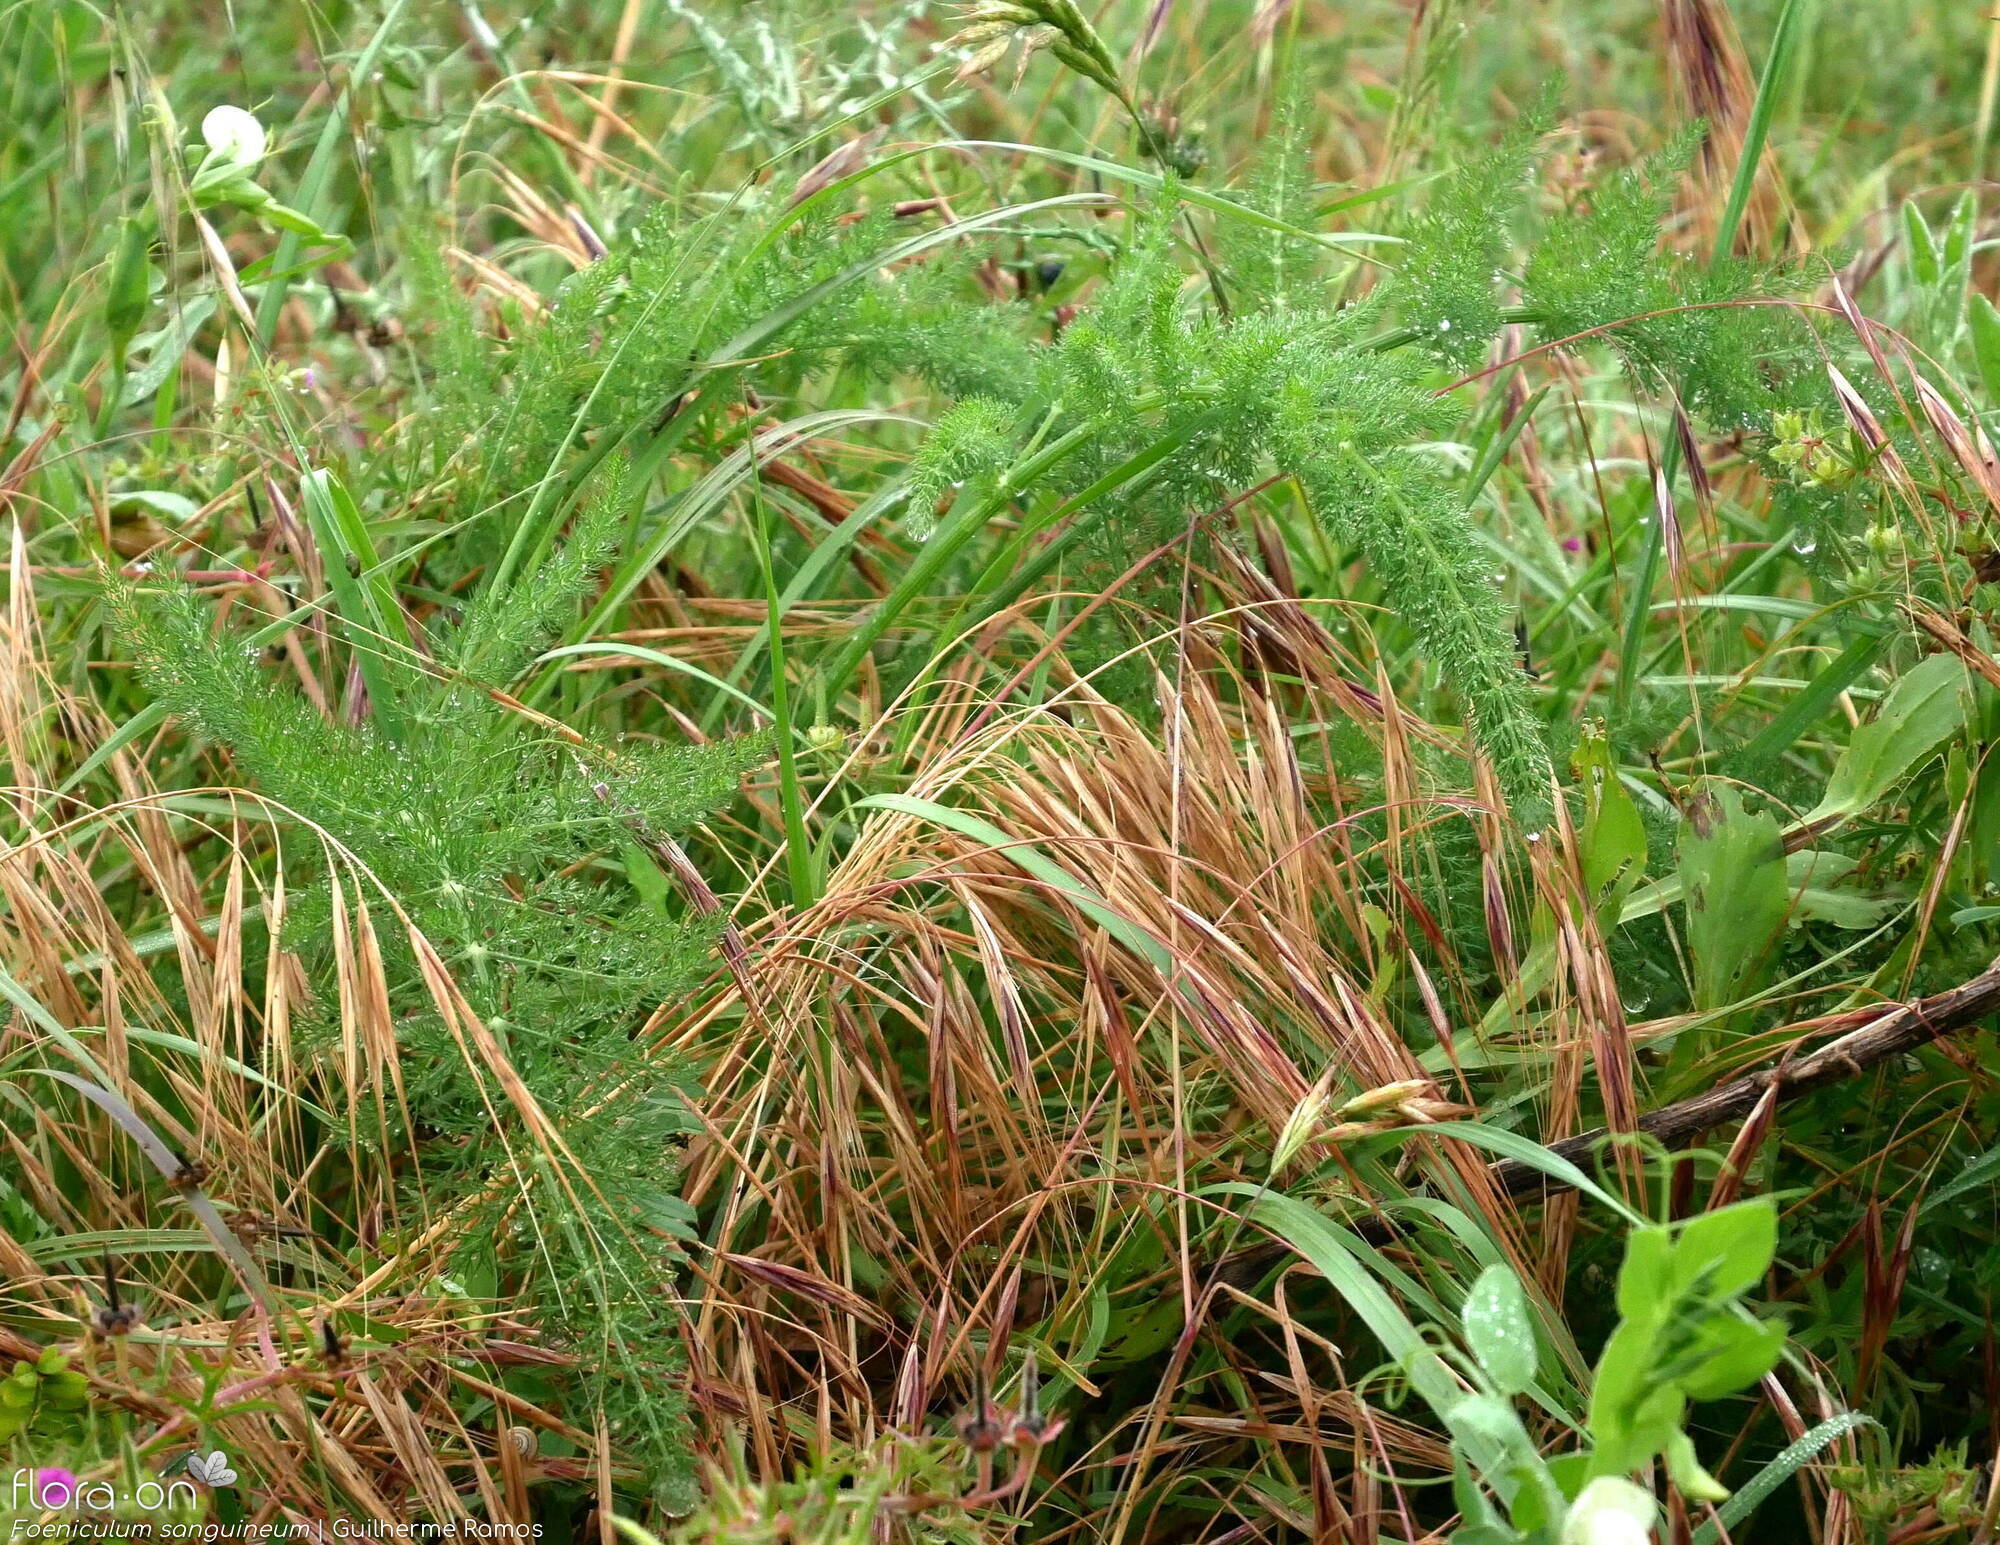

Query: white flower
<box><xmin>184</xmin><ymin>1450</ymin><xmax>238</xmax><ymax>1488</ymax></box>
<box><xmin>200</xmin><ymin>106</ymin><xmax>267</xmax><ymax>168</ymax></box>
<box><xmin>1561</xmin><ymin>1477</ymin><xmax>1656</xmax><ymax>1545</ymax></box>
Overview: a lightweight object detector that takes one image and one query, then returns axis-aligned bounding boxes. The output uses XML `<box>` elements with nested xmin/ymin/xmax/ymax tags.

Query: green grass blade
<box><xmin>1692</xmin><ymin>1412</ymin><xmax>1876</xmax><ymax>1543</ymax></box>
<box><xmin>1711</xmin><ymin>0</ymin><xmax>1810</xmax><ymax>264</ymax></box>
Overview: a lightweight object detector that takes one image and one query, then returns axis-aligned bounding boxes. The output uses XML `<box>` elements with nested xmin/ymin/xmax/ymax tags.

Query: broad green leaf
<box><xmin>1453</xmin><ymin>1455</ymin><xmax>1506</xmax><ymax>1532</ymax></box>
<box><xmin>1678</xmin><ymin>786</ymin><xmax>1789</xmax><ymax>1013</ymax></box>
<box><xmin>1791</xmin><ymin>887</ymin><xmax>1895</xmax><ymax>929</ymax></box>
<box><xmin>1971</xmin><ymin>294</ymin><xmax>2000</xmax><ymax>406</ymax></box>
<box><xmin>1807</xmin><ymin>653</ymin><xmax>1969</xmax><ymax>824</ymax></box>
<box><xmin>1673</xmin><ymin>1198</ymin><xmax>1778</xmax><ymax>1299</ymax></box>
<box><xmin>120</xmin><ymin>295</ymin><xmax>218</xmax><ymax>406</ymax></box>
<box><xmin>110</xmin><ymin>488</ymin><xmax>200</xmax><ymax>522</ymax></box>
<box><xmin>1443</xmin><ymin>1393</ymin><xmax>1546</xmax><ymax>1511</ymax></box>
<box><xmin>1904</xmin><ymin>201</ymin><xmax>1940</xmax><ymax>286</ymax></box>
<box><xmin>1943</xmin><ymin>190</ymin><xmax>1977</xmax><ymax>273</ymax></box>
<box><xmin>1584</xmin><ymin>1319</ymin><xmax>1654</xmax><ymax>1446</ymax></box>
<box><xmin>104</xmin><ymin>214</ymin><xmax>153</xmax><ymax>361</ymax></box>
<box><xmin>1787</xmin><ymin>850</ymin><xmax>1896</xmax><ymax>930</ymax></box>
<box><xmin>1620</xmin><ymin>1385</ymin><xmax>1690</xmax><ymax>1474</ymax></box>
<box><xmin>1678</xmin><ymin>1315</ymin><xmax>1786</xmax><ymax>1401</ymax></box>
<box><xmin>1547</xmin><ymin>1453</ymin><xmax>1594</xmax><ymax>1501</ymax></box>
<box><xmin>1096</xmin><ymin>1289</ymin><xmax>1185</xmax><ymax>1367</ymax></box>
<box><xmin>1463</xmin><ymin>1264</ymin><xmax>1538</xmax><ymax>1396</ymax></box>
<box><xmin>1615</xmin><ymin>1226</ymin><xmax>1673</xmax><ymax>1321</ymax></box>
<box><xmin>1572</xmin><ymin>723</ymin><xmax>1646</xmax><ymax>918</ymax></box>
<box><xmin>618</xmin><ymin>837</ymin><xmax>673</xmax><ymax>916</ymax></box>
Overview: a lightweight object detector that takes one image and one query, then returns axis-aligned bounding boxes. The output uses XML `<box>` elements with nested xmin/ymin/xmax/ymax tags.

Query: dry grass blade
<box><xmin>668</xmin><ymin>588</ymin><xmax>1614</xmax><ymax>1527</ymax></box>
<box><xmin>1661</xmin><ymin>0</ymin><xmax>1788</xmax><ymax>254</ymax></box>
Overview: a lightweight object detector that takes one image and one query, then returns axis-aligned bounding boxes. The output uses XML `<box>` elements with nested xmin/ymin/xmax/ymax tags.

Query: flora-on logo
<box><xmin>9</xmin><ymin>1466</ymin><xmax>199</xmax><ymax>1513</ymax></box>
<box><xmin>183</xmin><ymin>1450</ymin><xmax>237</xmax><ymax>1488</ymax></box>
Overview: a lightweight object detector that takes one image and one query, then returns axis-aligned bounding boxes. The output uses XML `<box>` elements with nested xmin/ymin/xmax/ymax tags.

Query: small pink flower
<box><xmin>35</xmin><ymin>1468</ymin><xmax>79</xmax><ymax>1508</ymax></box>
<box><xmin>1563</xmin><ymin>536</ymin><xmax>1583</xmax><ymax>552</ymax></box>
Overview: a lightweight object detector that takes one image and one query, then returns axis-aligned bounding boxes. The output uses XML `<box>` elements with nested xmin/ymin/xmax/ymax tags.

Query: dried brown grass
<box><xmin>663</xmin><ymin>549</ymin><xmax>1659</xmax><ymax>1537</ymax></box>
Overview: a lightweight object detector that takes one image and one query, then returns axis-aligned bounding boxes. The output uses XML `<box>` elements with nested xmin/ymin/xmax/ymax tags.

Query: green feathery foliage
<box><xmin>414</xmin><ymin>201</ymin><xmax>1036</xmax><ymax>585</ymax></box>
<box><xmin>872</xmin><ymin>192</ymin><xmax>1560</xmax><ymax>822</ymax></box>
<box><xmin>905</xmin><ymin>397</ymin><xmax>1019</xmax><ymax>540</ymax></box>
<box><xmin>1389</xmin><ymin>116</ymin><xmax>1544</xmax><ymax>365</ymax></box>
<box><xmin>395</xmin><ymin>120</ymin><xmax>1883</xmax><ymax>839</ymax></box>
<box><xmin>850</xmin><ymin>114</ymin><xmax>1890</xmax><ymax>828</ymax></box>
<box><xmin>115</xmin><ymin>460</ymin><xmax>765</xmax><ymax>1507</ymax></box>
<box><xmin>1218</xmin><ymin>84</ymin><xmax>1322</xmax><ymax>314</ymax></box>
<box><xmin>1521</xmin><ymin>132</ymin><xmax>1829</xmax><ymax>433</ymax></box>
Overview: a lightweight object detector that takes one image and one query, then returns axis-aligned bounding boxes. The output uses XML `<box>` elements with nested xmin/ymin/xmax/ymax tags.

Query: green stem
<box><xmin>817</xmin><ymin>416</ymin><xmax>1110</xmax><ymax>700</ymax></box>
<box><xmin>751</xmin><ymin>472</ymin><xmax>817</xmax><ymax>909</ymax></box>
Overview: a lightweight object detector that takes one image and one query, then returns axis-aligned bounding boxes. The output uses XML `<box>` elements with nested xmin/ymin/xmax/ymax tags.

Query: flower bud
<box><xmin>1561</xmin><ymin>1477</ymin><xmax>1656</xmax><ymax>1545</ymax></box>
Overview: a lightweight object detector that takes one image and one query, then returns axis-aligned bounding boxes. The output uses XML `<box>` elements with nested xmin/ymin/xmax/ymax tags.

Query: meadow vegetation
<box><xmin>3</xmin><ymin>0</ymin><xmax>2000</xmax><ymax>1539</ymax></box>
